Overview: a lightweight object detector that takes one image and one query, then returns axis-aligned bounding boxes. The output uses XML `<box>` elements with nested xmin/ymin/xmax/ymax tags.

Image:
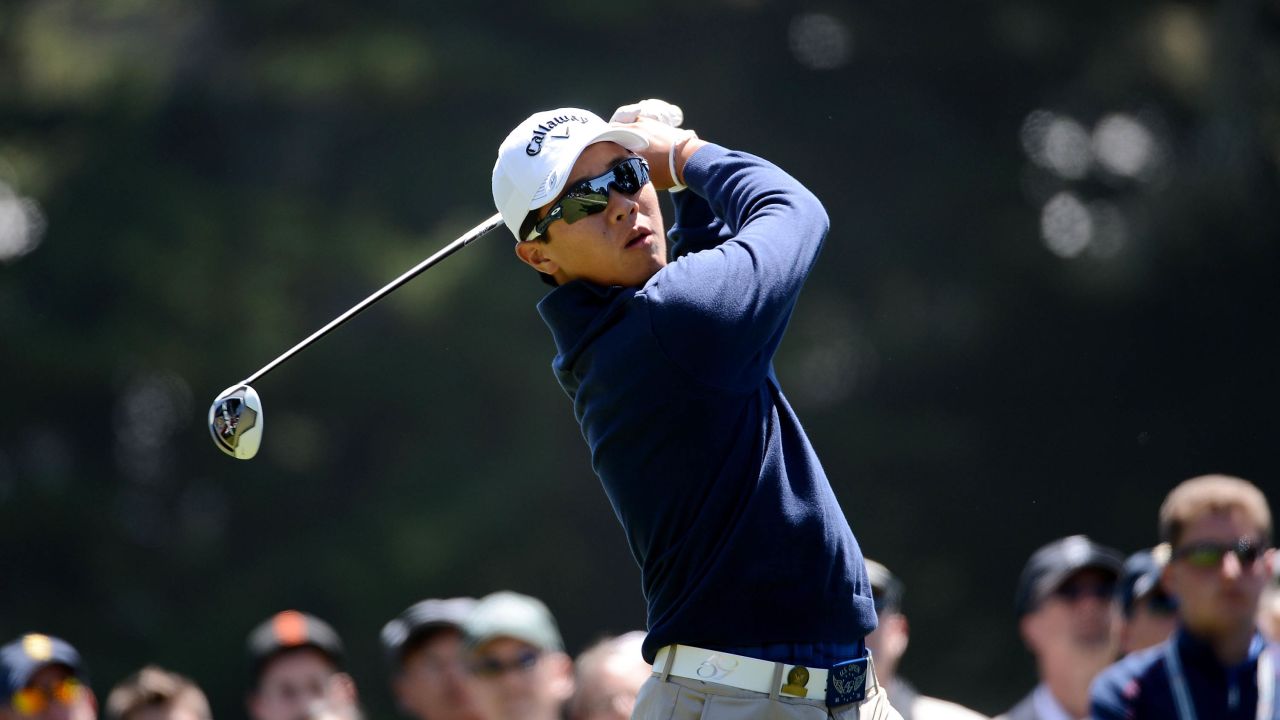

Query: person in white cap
<box><xmin>462</xmin><ymin>592</ymin><xmax>573</xmax><ymax>720</ymax></box>
<box><xmin>490</xmin><ymin>100</ymin><xmax>896</xmax><ymax>720</ymax></box>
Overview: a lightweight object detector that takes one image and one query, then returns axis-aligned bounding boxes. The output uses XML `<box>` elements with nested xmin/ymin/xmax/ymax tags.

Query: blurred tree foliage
<box><xmin>2</xmin><ymin>0</ymin><xmax>1278</xmax><ymax>716</ymax></box>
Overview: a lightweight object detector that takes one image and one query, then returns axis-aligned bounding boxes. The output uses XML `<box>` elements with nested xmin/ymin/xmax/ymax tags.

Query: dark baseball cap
<box><xmin>247</xmin><ymin>610</ymin><xmax>344</xmax><ymax>683</ymax></box>
<box><xmin>1015</xmin><ymin>535</ymin><xmax>1124</xmax><ymax>617</ymax></box>
<box><xmin>380</xmin><ymin>597</ymin><xmax>476</xmax><ymax>667</ymax></box>
<box><xmin>1117</xmin><ymin>544</ymin><xmax>1176</xmax><ymax>616</ymax></box>
<box><xmin>1</xmin><ymin>634</ymin><xmax>85</xmax><ymax>697</ymax></box>
<box><xmin>864</xmin><ymin>559</ymin><xmax>904</xmax><ymax>614</ymax></box>
<box><xmin>463</xmin><ymin>591</ymin><xmax>563</xmax><ymax>653</ymax></box>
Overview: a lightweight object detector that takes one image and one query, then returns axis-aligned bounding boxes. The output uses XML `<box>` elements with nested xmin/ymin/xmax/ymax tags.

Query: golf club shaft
<box><xmin>239</xmin><ymin>212</ymin><xmax>505</xmax><ymax>387</ymax></box>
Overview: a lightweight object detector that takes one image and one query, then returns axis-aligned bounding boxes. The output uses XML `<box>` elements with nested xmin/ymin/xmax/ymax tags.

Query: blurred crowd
<box><xmin>3</xmin><ymin>474</ymin><xmax>1276</xmax><ymax>720</ymax></box>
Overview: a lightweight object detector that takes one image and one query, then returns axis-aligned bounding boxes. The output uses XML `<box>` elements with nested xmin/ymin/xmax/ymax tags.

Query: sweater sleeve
<box><xmin>666</xmin><ymin>182</ymin><xmax>733</xmax><ymax>258</ymax></box>
<box><xmin>643</xmin><ymin>143</ymin><xmax>830</xmax><ymax>391</ymax></box>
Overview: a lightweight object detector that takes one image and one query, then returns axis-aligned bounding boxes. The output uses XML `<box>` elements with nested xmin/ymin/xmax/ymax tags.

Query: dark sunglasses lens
<box><xmin>1235</xmin><ymin>543</ymin><xmax>1260</xmax><ymax>564</ymax></box>
<box><xmin>560</xmin><ymin>193</ymin><xmax>609</xmax><ymax>223</ymax></box>
<box><xmin>1057</xmin><ymin>582</ymin><xmax>1114</xmax><ymax>601</ymax></box>
<box><xmin>545</xmin><ymin>158</ymin><xmax>650</xmax><ymax>231</ymax></box>
<box><xmin>612</xmin><ymin>158</ymin><xmax>644</xmax><ymax>193</ymax></box>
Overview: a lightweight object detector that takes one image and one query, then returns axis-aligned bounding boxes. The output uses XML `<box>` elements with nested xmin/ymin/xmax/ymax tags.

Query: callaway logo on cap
<box><xmin>492</xmin><ymin>107</ymin><xmax>648</xmax><ymax>242</ymax></box>
<box><xmin>524</xmin><ymin>114</ymin><xmax>592</xmax><ymax>156</ymax></box>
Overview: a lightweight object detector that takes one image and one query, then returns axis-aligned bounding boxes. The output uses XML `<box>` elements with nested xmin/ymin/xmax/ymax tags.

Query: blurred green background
<box><xmin>2</xmin><ymin>0</ymin><xmax>1278</xmax><ymax>717</ymax></box>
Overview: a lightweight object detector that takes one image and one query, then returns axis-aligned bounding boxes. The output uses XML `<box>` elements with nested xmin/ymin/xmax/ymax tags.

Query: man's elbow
<box><xmin>794</xmin><ymin>190</ymin><xmax>830</xmax><ymax>242</ymax></box>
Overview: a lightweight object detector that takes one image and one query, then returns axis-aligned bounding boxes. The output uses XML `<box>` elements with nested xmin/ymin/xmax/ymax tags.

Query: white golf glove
<box><xmin>610</xmin><ymin>99</ymin><xmax>684</xmax><ymax>127</ymax></box>
<box><xmin>611</xmin><ymin>99</ymin><xmax>694</xmax><ymax>192</ymax></box>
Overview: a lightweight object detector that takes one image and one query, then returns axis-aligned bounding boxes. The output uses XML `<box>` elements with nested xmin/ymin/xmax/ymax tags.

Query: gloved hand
<box><xmin>610</xmin><ymin>99</ymin><xmax>685</xmax><ymax>128</ymax></box>
<box><xmin>611</xmin><ymin>99</ymin><xmax>695</xmax><ymax>191</ymax></box>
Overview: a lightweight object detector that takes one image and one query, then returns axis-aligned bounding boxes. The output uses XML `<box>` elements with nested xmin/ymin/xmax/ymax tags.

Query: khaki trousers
<box><xmin>631</xmin><ymin>664</ymin><xmax>903</xmax><ymax>720</ymax></box>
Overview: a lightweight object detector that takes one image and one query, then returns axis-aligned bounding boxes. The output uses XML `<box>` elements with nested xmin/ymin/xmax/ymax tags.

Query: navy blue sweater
<box><xmin>1090</xmin><ymin>628</ymin><xmax>1278</xmax><ymax>719</ymax></box>
<box><xmin>535</xmin><ymin>143</ymin><xmax>876</xmax><ymax>664</ymax></box>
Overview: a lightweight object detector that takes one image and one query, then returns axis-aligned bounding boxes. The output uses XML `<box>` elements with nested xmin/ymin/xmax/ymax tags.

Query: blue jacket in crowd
<box><xmin>535</xmin><ymin>143</ymin><xmax>877</xmax><ymax>666</ymax></box>
<box><xmin>1090</xmin><ymin>628</ymin><xmax>1279</xmax><ymax>719</ymax></box>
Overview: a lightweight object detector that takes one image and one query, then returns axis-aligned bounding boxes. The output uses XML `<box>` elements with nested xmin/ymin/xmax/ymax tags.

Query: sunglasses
<box><xmin>526</xmin><ymin>157</ymin><xmax>650</xmax><ymax>241</ymax></box>
<box><xmin>1172</xmin><ymin>537</ymin><xmax>1262</xmax><ymax>569</ymax></box>
<box><xmin>10</xmin><ymin>677</ymin><xmax>82</xmax><ymax>717</ymax></box>
<box><xmin>470</xmin><ymin>648</ymin><xmax>541</xmax><ymax>678</ymax></box>
<box><xmin>1052</xmin><ymin>580</ymin><xmax>1115</xmax><ymax>603</ymax></box>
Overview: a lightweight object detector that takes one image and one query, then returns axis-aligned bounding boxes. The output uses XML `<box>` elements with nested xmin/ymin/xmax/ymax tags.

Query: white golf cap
<box><xmin>492</xmin><ymin>107</ymin><xmax>648</xmax><ymax>242</ymax></box>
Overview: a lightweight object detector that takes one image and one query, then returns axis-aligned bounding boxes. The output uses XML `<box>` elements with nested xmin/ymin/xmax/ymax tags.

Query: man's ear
<box><xmin>1019</xmin><ymin>613</ymin><xmax>1041</xmax><ymax>652</ymax></box>
<box><xmin>1160</xmin><ymin>562</ymin><xmax>1178</xmax><ymax>598</ymax></box>
<box><xmin>515</xmin><ymin>241</ymin><xmax>558</xmax><ymax>278</ymax></box>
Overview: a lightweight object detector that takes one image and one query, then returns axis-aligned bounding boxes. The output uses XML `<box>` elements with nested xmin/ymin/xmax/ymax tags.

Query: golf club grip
<box><xmin>240</xmin><ymin>212</ymin><xmax>506</xmax><ymax>386</ymax></box>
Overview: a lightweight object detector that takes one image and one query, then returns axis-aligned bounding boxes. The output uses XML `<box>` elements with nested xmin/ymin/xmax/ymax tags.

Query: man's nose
<box><xmin>607</xmin><ymin>190</ymin><xmax>638</xmax><ymax>226</ymax></box>
<box><xmin>1221</xmin><ymin>551</ymin><xmax>1243</xmax><ymax>578</ymax></box>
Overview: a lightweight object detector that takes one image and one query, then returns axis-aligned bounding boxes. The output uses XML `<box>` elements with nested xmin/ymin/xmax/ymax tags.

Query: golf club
<box><xmin>208</xmin><ymin>212</ymin><xmax>505</xmax><ymax>459</ymax></box>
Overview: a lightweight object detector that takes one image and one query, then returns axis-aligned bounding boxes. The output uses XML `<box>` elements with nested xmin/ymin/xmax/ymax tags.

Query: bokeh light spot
<box><xmin>1093</xmin><ymin>114</ymin><xmax>1157</xmax><ymax>179</ymax></box>
<box><xmin>789</xmin><ymin>13</ymin><xmax>853</xmax><ymax>70</ymax></box>
<box><xmin>1041</xmin><ymin>192</ymin><xmax>1092</xmax><ymax>258</ymax></box>
<box><xmin>0</xmin><ymin>181</ymin><xmax>46</xmax><ymax>263</ymax></box>
<box><xmin>113</xmin><ymin>370</ymin><xmax>193</xmax><ymax>485</ymax></box>
<box><xmin>1021</xmin><ymin>110</ymin><xmax>1092</xmax><ymax>179</ymax></box>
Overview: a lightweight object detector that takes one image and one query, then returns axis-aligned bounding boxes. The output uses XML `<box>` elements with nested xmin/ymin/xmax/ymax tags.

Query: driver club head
<box><xmin>209</xmin><ymin>384</ymin><xmax>263</xmax><ymax>460</ymax></box>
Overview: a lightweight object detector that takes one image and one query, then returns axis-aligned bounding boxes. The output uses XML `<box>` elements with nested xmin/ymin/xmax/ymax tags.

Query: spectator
<box><xmin>1090</xmin><ymin>474</ymin><xmax>1278</xmax><ymax>718</ymax></box>
<box><xmin>1114</xmin><ymin>545</ymin><xmax>1178</xmax><ymax>655</ymax></box>
<box><xmin>380</xmin><ymin>597</ymin><xmax>482</xmax><ymax>720</ymax></box>
<box><xmin>245</xmin><ymin>610</ymin><xmax>360</xmax><ymax>720</ymax></box>
<box><xmin>1260</xmin><ymin>574</ymin><xmax>1280</xmax><ymax>643</ymax></box>
<box><xmin>863</xmin><ymin>560</ymin><xmax>989</xmax><ymax>719</ymax></box>
<box><xmin>105</xmin><ymin>666</ymin><xmax>211</xmax><ymax>720</ymax></box>
<box><xmin>462</xmin><ymin>592</ymin><xmax>573</xmax><ymax>720</ymax></box>
<box><xmin>567</xmin><ymin>632</ymin><xmax>650</xmax><ymax>720</ymax></box>
<box><xmin>1</xmin><ymin>634</ymin><xmax>96</xmax><ymax>720</ymax></box>
<box><xmin>997</xmin><ymin>535</ymin><xmax>1123</xmax><ymax>720</ymax></box>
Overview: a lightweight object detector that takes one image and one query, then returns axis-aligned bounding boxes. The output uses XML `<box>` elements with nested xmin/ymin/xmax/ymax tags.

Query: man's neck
<box><xmin>1038</xmin><ymin>644</ymin><xmax>1114</xmax><ymax>719</ymax></box>
<box><xmin>1186</xmin><ymin>622</ymin><xmax>1257</xmax><ymax>666</ymax></box>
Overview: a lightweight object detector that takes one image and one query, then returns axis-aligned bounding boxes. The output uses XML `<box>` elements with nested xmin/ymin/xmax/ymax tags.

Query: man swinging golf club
<box><xmin>491</xmin><ymin>100</ymin><xmax>898</xmax><ymax>720</ymax></box>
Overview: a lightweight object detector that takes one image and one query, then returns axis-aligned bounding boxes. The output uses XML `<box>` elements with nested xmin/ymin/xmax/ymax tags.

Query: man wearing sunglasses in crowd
<box><xmin>998</xmin><ymin>535</ymin><xmax>1124</xmax><ymax>720</ymax></box>
<box><xmin>1090</xmin><ymin>474</ymin><xmax>1278</xmax><ymax>720</ymax></box>
<box><xmin>491</xmin><ymin>99</ymin><xmax>891</xmax><ymax>719</ymax></box>
<box><xmin>1</xmin><ymin>634</ymin><xmax>96</xmax><ymax>720</ymax></box>
<box><xmin>461</xmin><ymin>591</ymin><xmax>573</xmax><ymax>720</ymax></box>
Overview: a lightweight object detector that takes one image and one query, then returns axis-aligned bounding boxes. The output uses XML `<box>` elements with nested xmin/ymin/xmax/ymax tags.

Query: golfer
<box><xmin>491</xmin><ymin>100</ymin><xmax>896</xmax><ymax>720</ymax></box>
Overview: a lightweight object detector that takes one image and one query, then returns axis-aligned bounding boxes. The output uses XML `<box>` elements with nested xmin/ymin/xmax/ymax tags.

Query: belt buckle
<box><xmin>824</xmin><ymin>656</ymin><xmax>868</xmax><ymax>707</ymax></box>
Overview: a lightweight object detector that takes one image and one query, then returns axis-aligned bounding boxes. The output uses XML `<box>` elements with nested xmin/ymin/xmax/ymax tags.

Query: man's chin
<box><xmin>1071</xmin><ymin>632</ymin><xmax>1114</xmax><ymax>651</ymax></box>
<box><xmin>498</xmin><ymin>700</ymin><xmax>537</xmax><ymax>720</ymax></box>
